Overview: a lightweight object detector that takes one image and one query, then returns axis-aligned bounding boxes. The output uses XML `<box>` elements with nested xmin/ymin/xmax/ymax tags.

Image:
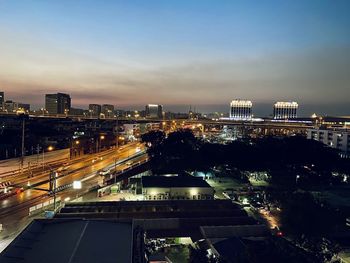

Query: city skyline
<box><xmin>1</xmin><ymin>89</ymin><xmax>350</xmax><ymax>117</ymax></box>
<box><xmin>0</xmin><ymin>1</ymin><xmax>350</xmax><ymax>115</ymax></box>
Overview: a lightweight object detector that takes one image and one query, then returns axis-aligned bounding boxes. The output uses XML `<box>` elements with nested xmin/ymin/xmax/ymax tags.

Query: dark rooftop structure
<box><xmin>0</xmin><ymin>219</ymin><xmax>135</xmax><ymax>263</ymax></box>
<box><xmin>142</xmin><ymin>175</ymin><xmax>211</xmax><ymax>188</ymax></box>
<box><xmin>55</xmin><ymin>200</ymin><xmax>256</xmax><ymax>241</ymax></box>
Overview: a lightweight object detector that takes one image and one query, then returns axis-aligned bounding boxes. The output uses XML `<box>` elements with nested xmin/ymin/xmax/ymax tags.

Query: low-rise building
<box><xmin>142</xmin><ymin>175</ymin><xmax>214</xmax><ymax>201</ymax></box>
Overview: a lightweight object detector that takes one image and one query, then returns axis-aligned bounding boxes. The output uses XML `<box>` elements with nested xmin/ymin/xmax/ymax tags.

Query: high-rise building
<box><xmin>89</xmin><ymin>104</ymin><xmax>102</xmax><ymax>117</ymax></box>
<box><xmin>145</xmin><ymin>104</ymin><xmax>163</xmax><ymax>119</ymax></box>
<box><xmin>45</xmin><ymin>93</ymin><xmax>71</xmax><ymax>114</ymax></box>
<box><xmin>102</xmin><ymin>104</ymin><xmax>114</xmax><ymax>118</ymax></box>
<box><xmin>0</xmin><ymin>91</ymin><xmax>4</xmax><ymax>111</ymax></box>
<box><xmin>229</xmin><ymin>100</ymin><xmax>252</xmax><ymax>120</ymax></box>
<box><xmin>273</xmin><ymin>102</ymin><xmax>298</xmax><ymax>119</ymax></box>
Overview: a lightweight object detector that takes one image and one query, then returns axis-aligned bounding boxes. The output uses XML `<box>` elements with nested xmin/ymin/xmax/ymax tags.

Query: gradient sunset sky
<box><xmin>0</xmin><ymin>0</ymin><xmax>349</xmax><ymax>116</ymax></box>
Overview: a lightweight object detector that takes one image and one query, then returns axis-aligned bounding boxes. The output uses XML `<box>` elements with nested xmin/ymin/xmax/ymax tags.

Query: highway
<box><xmin>0</xmin><ymin>142</ymin><xmax>148</xmax><ymax>251</ymax></box>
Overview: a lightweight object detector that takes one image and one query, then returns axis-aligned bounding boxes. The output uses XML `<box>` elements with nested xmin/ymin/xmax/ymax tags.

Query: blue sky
<box><xmin>0</xmin><ymin>0</ymin><xmax>349</xmax><ymax>115</ymax></box>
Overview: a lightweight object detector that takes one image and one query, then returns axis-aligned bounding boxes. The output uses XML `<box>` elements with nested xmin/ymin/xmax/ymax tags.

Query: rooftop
<box><xmin>0</xmin><ymin>219</ymin><xmax>133</xmax><ymax>263</ymax></box>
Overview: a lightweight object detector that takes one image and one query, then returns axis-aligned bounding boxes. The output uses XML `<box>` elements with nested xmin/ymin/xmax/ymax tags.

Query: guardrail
<box><xmin>28</xmin><ymin>196</ymin><xmax>61</xmax><ymax>216</ymax></box>
<box><xmin>48</xmin><ymin>153</ymin><xmax>148</xmax><ymax>195</ymax></box>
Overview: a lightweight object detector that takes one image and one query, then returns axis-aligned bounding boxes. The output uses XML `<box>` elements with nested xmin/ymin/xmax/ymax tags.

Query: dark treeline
<box><xmin>141</xmin><ymin>129</ymin><xmax>350</xmax><ymax>179</ymax></box>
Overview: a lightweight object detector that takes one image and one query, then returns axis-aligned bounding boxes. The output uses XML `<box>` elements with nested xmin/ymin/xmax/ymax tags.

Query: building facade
<box><xmin>88</xmin><ymin>104</ymin><xmax>101</xmax><ymax>117</ymax></box>
<box><xmin>142</xmin><ymin>176</ymin><xmax>214</xmax><ymax>201</ymax></box>
<box><xmin>45</xmin><ymin>93</ymin><xmax>71</xmax><ymax>115</ymax></box>
<box><xmin>145</xmin><ymin>104</ymin><xmax>163</xmax><ymax>119</ymax></box>
<box><xmin>102</xmin><ymin>104</ymin><xmax>114</xmax><ymax>118</ymax></box>
<box><xmin>307</xmin><ymin>128</ymin><xmax>350</xmax><ymax>157</ymax></box>
<box><xmin>229</xmin><ymin>100</ymin><xmax>252</xmax><ymax>120</ymax></box>
<box><xmin>273</xmin><ymin>101</ymin><xmax>298</xmax><ymax>119</ymax></box>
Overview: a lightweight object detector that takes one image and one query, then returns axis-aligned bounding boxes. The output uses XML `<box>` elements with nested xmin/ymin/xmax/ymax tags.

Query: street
<box><xmin>0</xmin><ymin>142</ymin><xmax>147</xmax><ymax>252</ymax></box>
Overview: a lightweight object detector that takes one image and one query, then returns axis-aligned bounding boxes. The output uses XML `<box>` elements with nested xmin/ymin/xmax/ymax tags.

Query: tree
<box><xmin>141</xmin><ymin>130</ymin><xmax>165</xmax><ymax>149</ymax></box>
<box><xmin>189</xmin><ymin>246</ymin><xmax>209</xmax><ymax>263</ymax></box>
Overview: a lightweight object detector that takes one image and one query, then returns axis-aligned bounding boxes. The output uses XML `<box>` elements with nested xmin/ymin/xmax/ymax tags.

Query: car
<box><xmin>58</xmin><ymin>165</ymin><xmax>69</xmax><ymax>172</ymax></box>
<box><xmin>126</xmin><ymin>161</ymin><xmax>132</xmax><ymax>166</ymax></box>
<box><xmin>92</xmin><ymin>157</ymin><xmax>103</xmax><ymax>163</ymax></box>
<box><xmin>99</xmin><ymin>169</ymin><xmax>110</xmax><ymax>176</ymax></box>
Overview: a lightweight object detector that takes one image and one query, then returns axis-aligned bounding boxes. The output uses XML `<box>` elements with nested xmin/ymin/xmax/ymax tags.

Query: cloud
<box><xmin>0</xmin><ymin>29</ymin><xmax>349</xmax><ymax>113</ymax></box>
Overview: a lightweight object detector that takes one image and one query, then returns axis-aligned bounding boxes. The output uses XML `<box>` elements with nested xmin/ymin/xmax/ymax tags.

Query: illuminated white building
<box><xmin>307</xmin><ymin>128</ymin><xmax>350</xmax><ymax>157</ymax></box>
<box><xmin>229</xmin><ymin>100</ymin><xmax>252</xmax><ymax>120</ymax></box>
<box><xmin>142</xmin><ymin>176</ymin><xmax>214</xmax><ymax>200</ymax></box>
<box><xmin>273</xmin><ymin>102</ymin><xmax>298</xmax><ymax>119</ymax></box>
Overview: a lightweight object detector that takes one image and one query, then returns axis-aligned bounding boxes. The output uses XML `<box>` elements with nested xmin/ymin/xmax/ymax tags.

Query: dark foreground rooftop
<box><xmin>0</xmin><ymin>219</ymin><xmax>133</xmax><ymax>263</ymax></box>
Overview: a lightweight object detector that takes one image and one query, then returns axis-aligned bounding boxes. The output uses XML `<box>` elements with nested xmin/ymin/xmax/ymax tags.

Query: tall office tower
<box><xmin>89</xmin><ymin>104</ymin><xmax>102</xmax><ymax>117</ymax></box>
<box><xmin>0</xmin><ymin>92</ymin><xmax>4</xmax><ymax>111</ymax></box>
<box><xmin>273</xmin><ymin>102</ymin><xmax>298</xmax><ymax>119</ymax></box>
<box><xmin>45</xmin><ymin>93</ymin><xmax>71</xmax><ymax>114</ymax></box>
<box><xmin>229</xmin><ymin>100</ymin><xmax>253</xmax><ymax>120</ymax></box>
<box><xmin>145</xmin><ymin>104</ymin><xmax>163</xmax><ymax>119</ymax></box>
<box><xmin>102</xmin><ymin>104</ymin><xmax>114</xmax><ymax>118</ymax></box>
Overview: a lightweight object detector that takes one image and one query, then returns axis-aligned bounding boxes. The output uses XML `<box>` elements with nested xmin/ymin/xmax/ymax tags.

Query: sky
<box><xmin>0</xmin><ymin>0</ymin><xmax>349</xmax><ymax>116</ymax></box>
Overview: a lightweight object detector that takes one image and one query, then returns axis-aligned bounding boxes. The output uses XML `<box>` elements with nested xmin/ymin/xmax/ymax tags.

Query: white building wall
<box><xmin>307</xmin><ymin>129</ymin><xmax>350</xmax><ymax>154</ymax></box>
<box><xmin>143</xmin><ymin>186</ymin><xmax>214</xmax><ymax>200</ymax></box>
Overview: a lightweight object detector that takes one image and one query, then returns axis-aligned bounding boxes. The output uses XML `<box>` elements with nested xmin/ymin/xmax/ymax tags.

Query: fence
<box><xmin>28</xmin><ymin>196</ymin><xmax>61</xmax><ymax>216</ymax></box>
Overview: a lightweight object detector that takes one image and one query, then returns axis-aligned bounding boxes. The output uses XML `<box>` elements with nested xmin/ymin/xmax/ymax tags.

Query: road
<box><xmin>0</xmin><ymin>148</ymin><xmax>70</xmax><ymax>176</ymax></box>
<box><xmin>0</xmin><ymin>142</ymin><xmax>147</xmax><ymax>252</ymax></box>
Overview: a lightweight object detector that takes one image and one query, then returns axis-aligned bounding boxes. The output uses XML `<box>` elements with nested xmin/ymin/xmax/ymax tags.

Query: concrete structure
<box><xmin>145</xmin><ymin>104</ymin><xmax>163</xmax><ymax>119</ymax></box>
<box><xmin>88</xmin><ymin>104</ymin><xmax>101</xmax><ymax>117</ymax></box>
<box><xmin>308</xmin><ymin>128</ymin><xmax>350</xmax><ymax>156</ymax></box>
<box><xmin>142</xmin><ymin>175</ymin><xmax>214</xmax><ymax>200</ymax></box>
<box><xmin>273</xmin><ymin>101</ymin><xmax>298</xmax><ymax>119</ymax></box>
<box><xmin>102</xmin><ymin>104</ymin><xmax>114</xmax><ymax>118</ymax></box>
<box><xmin>45</xmin><ymin>93</ymin><xmax>71</xmax><ymax>115</ymax></box>
<box><xmin>229</xmin><ymin>100</ymin><xmax>252</xmax><ymax>120</ymax></box>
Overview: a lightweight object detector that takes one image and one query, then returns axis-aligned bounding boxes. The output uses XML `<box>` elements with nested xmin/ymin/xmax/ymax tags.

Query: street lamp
<box><xmin>73</xmin><ymin>180</ymin><xmax>82</xmax><ymax>201</ymax></box>
<box><xmin>43</xmin><ymin>145</ymin><xmax>54</xmax><ymax>171</ymax></box>
<box><xmin>296</xmin><ymin>175</ymin><xmax>300</xmax><ymax>185</ymax></box>
<box><xmin>73</xmin><ymin>180</ymin><xmax>82</xmax><ymax>189</ymax></box>
<box><xmin>99</xmin><ymin>135</ymin><xmax>105</xmax><ymax>152</ymax></box>
<box><xmin>114</xmin><ymin>157</ymin><xmax>118</xmax><ymax>184</ymax></box>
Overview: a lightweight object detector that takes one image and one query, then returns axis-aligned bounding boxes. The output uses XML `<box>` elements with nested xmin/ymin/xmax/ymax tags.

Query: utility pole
<box><xmin>49</xmin><ymin>169</ymin><xmax>57</xmax><ymax>211</ymax></box>
<box><xmin>116</xmin><ymin>111</ymin><xmax>119</xmax><ymax>148</ymax></box>
<box><xmin>21</xmin><ymin>117</ymin><xmax>25</xmax><ymax>174</ymax></box>
<box><xmin>114</xmin><ymin>157</ymin><xmax>117</xmax><ymax>184</ymax></box>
